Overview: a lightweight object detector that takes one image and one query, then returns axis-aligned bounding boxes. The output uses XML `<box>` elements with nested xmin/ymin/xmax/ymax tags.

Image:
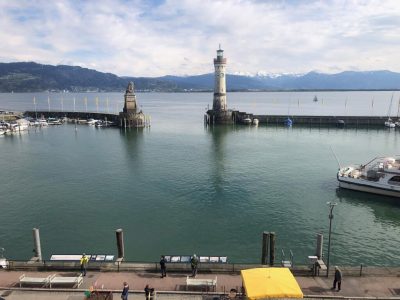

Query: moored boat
<box><xmin>385</xmin><ymin>118</ymin><xmax>395</xmax><ymax>128</ymax></box>
<box><xmin>47</xmin><ymin>118</ymin><xmax>63</xmax><ymax>125</ymax></box>
<box><xmin>86</xmin><ymin>118</ymin><xmax>98</xmax><ymax>125</ymax></box>
<box><xmin>337</xmin><ymin>156</ymin><xmax>400</xmax><ymax>198</ymax></box>
<box><xmin>242</xmin><ymin>118</ymin><xmax>252</xmax><ymax>125</ymax></box>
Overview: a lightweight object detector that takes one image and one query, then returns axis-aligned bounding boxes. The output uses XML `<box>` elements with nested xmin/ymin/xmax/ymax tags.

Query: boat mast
<box><xmin>397</xmin><ymin>96</ymin><xmax>400</xmax><ymax>119</ymax></box>
<box><xmin>387</xmin><ymin>93</ymin><xmax>394</xmax><ymax>119</ymax></box>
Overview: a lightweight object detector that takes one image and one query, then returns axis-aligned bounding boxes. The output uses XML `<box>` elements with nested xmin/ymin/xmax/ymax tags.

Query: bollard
<box><xmin>261</xmin><ymin>232</ymin><xmax>270</xmax><ymax>265</ymax></box>
<box><xmin>116</xmin><ymin>229</ymin><xmax>124</xmax><ymax>260</ymax></box>
<box><xmin>269</xmin><ymin>232</ymin><xmax>275</xmax><ymax>266</ymax></box>
<box><xmin>316</xmin><ymin>233</ymin><xmax>323</xmax><ymax>259</ymax></box>
<box><xmin>32</xmin><ymin>228</ymin><xmax>42</xmax><ymax>262</ymax></box>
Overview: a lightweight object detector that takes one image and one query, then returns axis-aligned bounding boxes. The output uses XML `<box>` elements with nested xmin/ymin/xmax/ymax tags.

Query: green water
<box><xmin>0</xmin><ymin>92</ymin><xmax>400</xmax><ymax>266</ymax></box>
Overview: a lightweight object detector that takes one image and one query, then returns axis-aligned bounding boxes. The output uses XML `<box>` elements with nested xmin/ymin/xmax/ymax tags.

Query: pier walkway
<box><xmin>1</xmin><ymin>269</ymin><xmax>400</xmax><ymax>299</ymax></box>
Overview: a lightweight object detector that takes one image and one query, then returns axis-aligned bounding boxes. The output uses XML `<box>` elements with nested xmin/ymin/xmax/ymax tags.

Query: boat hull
<box><xmin>338</xmin><ymin>178</ymin><xmax>400</xmax><ymax>198</ymax></box>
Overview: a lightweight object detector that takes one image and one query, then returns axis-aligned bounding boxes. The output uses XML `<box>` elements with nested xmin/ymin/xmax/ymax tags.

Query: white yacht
<box><xmin>252</xmin><ymin>118</ymin><xmax>259</xmax><ymax>126</ymax></box>
<box><xmin>385</xmin><ymin>118</ymin><xmax>396</xmax><ymax>128</ymax></box>
<box><xmin>47</xmin><ymin>118</ymin><xmax>62</xmax><ymax>125</ymax></box>
<box><xmin>86</xmin><ymin>118</ymin><xmax>98</xmax><ymax>125</ymax></box>
<box><xmin>337</xmin><ymin>156</ymin><xmax>400</xmax><ymax>198</ymax></box>
<box><xmin>243</xmin><ymin>118</ymin><xmax>252</xmax><ymax>125</ymax></box>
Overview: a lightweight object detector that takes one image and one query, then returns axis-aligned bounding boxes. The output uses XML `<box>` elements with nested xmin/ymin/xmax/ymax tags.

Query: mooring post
<box><xmin>32</xmin><ymin>228</ymin><xmax>42</xmax><ymax>262</ymax></box>
<box><xmin>116</xmin><ymin>229</ymin><xmax>124</xmax><ymax>261</ymax></box>
<box><xmin>316</xmin><ymin>233</ymin><xmax>323</xmax><ymax>259</ymax></box>
<box><xmin>269</xmin><ymin>232</ymin><xmax>275</xmax><ymax>266</ymax></box>
<box><xmin>261</xmin><ymin>231</ymin><xmax>270</xmax><ymax>265</ymax></box>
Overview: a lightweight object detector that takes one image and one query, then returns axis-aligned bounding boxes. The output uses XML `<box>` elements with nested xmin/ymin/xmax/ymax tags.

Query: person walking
<box><xmin>121</xmin><ymin>282</ymin><xmax>129</xmax><ymax>300</ymax></box>
<box><xmin>332</xmin><ymin>266</ymin><xmax>342</xmax><ymax>291</ymax></box>
<box><xmin>160</xmin><ymin>255</ymin><xmax>166</xmax><ymax>278</ymax></box>
<box><xmin>190</xmin><ymin>254</ymin><xmax>199</xmax><ymax>277</ymax></box>
<box><xmin>80</xmin><ymin>253</ymin><xmax>89</xmax><ymax>276</ymax></box>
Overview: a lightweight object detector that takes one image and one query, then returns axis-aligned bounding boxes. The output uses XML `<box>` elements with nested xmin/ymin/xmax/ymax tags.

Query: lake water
<box><xmin>0</xmin><ymin>91</ymin><xmax>400</xmax><ymax>266</ymax></box>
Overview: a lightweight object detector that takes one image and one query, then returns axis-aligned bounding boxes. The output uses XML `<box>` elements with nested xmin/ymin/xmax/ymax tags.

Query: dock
<box><xmin>233</xmin><ymin>111</ymin><xmax>395</xmax><ymax>127</ymax></box>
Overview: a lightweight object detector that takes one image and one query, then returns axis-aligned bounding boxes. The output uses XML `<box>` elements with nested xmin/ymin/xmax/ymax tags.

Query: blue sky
<box><xmin>0</xmin><ymin>0</ymin><xmax>400</xmax><ymax>77</ymax></box>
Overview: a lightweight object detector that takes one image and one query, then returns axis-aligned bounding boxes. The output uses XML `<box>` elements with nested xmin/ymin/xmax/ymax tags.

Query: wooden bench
<box><xmin>19</xmin><ymin>274</ymin><xmax>54</xmax><ymax>287</ymax></box>
<box><xmin>50</xmin><ymin>274</ymin><xmax>83</xmax><ymax>288</ymax></box>
<box><xmin>186</xmin><ymin>276</ymin><xmax>217</xmax><ymax>291</ymax></box>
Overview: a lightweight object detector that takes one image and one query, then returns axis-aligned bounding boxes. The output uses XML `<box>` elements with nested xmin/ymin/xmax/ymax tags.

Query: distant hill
<box><xmin>0</xmin><ymin>62</ymin><xmax>400</xmax><ymax>92</ymax></box>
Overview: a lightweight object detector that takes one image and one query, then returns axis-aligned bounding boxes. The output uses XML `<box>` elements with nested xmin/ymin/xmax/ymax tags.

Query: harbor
<box><xmin>0</xmin><ymin>93</ymin><xmax>400</xmax><ymax>266</ymax></box>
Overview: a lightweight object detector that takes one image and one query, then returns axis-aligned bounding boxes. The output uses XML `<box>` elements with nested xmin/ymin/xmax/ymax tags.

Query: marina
<box><xmin>0</xmin><ymin>91</ymin><xmax>400</xmax><ymax>267</ymax></box>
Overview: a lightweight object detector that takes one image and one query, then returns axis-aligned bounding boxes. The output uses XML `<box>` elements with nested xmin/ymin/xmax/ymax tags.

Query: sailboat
<box><xmin>384</xmin><ymin>94</ymin><xmax>395</xmax><ymax>128</ymax></box>
<box><xmin>395</xmin><ymin>97</ymin><xmax>400</xmax><ymax>128</ymax></box>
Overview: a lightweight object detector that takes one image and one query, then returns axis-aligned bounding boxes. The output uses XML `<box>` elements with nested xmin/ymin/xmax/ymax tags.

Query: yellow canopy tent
<box><xmin>241</xmin><ymin>267</ymin><xmax>303</xmax><ymax>299</ymax></box>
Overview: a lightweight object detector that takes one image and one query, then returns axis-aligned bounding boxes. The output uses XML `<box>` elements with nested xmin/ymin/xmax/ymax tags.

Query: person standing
<box><xmin>160</xmin><ymin>255</ymin><xmax>166</xmax><ymax>278</ymax></box>
<box><xmin>332</xmin><ymin>266</ymin><xmax>342</xmax><ymax>291</ymax></box>
<box><xmin>80</xmin><ymin>253</ymin><xmax>89</xmax><ymax>276</ymax></box>
<box><xmin>190</xmin><ymin>254</ymin><xmax>199</xmax><ymax>277</ymax></box>
<box><xmin>121</xmin><ymin>282</ymin><xmax>129</xmax><ymax>300</ymax></box>
<box><xmin>144</xmin><ymin>284</ymin><xmax>155</xmax><ymax>300</ymax></box>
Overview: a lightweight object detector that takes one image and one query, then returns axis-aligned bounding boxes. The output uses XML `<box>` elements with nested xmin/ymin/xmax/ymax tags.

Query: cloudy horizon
<box><xmin>1</xmin><ymin>0</ymin><xmax>400</xmax><ymax>77</ymax></box>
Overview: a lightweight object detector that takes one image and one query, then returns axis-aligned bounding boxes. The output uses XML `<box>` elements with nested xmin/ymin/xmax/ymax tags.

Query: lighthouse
<box><xmin>213</xmin><ymin>45</ymin><xmax>227</xmax><ymax>111</ymax></box>
<box><xmin>205</xmin><ymin>45</ymin><xmax>234</xmax><ymax>125</ymax></box>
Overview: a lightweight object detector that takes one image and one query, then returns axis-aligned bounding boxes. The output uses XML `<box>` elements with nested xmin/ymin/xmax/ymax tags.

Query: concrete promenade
<box><xmin>1</xmin><ymin>269</ymin><xmax>400</xmax><ymax>299</ymax></box>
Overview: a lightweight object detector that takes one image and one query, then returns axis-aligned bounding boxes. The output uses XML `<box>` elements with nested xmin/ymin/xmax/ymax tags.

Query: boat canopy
<box><xmin>241</xmin><ymin>267</ymin><xmax>303</xmax><ymax>299</ymax></box>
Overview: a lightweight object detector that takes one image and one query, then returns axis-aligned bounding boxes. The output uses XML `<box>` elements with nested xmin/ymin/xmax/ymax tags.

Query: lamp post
<box><xmin>326</xmin><ymin>201</ymin><xmax>337</xmax><ymax>277</ymax></box>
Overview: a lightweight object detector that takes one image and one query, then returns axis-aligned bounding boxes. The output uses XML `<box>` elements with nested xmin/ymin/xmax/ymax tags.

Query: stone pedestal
<box><xmin>206</xmin><ymin>110</ymin><xmax>234</xmax><ymax>125</ymax></box>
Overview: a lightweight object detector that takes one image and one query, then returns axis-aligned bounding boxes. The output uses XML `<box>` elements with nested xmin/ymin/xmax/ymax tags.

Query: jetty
<box><xmin>234</xmin><ymin>112</ymin><xmax>394</xmax><ymax>127</ymax></box>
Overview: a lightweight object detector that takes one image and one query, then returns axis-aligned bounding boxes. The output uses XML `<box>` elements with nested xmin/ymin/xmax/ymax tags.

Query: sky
<box><xmin>1</xmin><ymin>0</ymin><xmax>400</xmax><ymax>77</ymax></box>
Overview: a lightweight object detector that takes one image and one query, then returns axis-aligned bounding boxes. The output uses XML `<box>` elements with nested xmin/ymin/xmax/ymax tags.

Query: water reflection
<box><xmin>119</xmin><ymin>127</ymin><xmax>145</xmax><ymax>161</ymax></box>
<box><xmin>335</xmin><ymin>188</ymin><xmax>400</xmax><ymax>225</ymax></box>
<box><xmin>207</xmin><ymin>125</ymin><xmax>231</xmax><ymax>197</ymax></box>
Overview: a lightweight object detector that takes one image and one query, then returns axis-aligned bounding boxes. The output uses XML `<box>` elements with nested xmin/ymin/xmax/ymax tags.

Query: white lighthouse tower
<box><xmin>213</xmin><ymin>45</ymin><xmax>227</xmax><ymax>111</ymax></box>
<box><xmin>205</xmin><ymin>45</ymin><xmax>234</xmax><ymax>125</ymax></box>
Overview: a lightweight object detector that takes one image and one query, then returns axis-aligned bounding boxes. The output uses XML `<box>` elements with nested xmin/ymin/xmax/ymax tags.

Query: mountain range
<box><xmin>0</xmin><ymin>62</ymin><xmax>400</xmax><ymax>92</ymax></box>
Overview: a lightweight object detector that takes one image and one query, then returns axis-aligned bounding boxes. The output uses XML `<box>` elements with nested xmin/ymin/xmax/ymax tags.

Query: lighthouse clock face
<box><xmin>220</xmin><ymin>73</ymin><xmax>224</xmax><ymax>78</ymax></box>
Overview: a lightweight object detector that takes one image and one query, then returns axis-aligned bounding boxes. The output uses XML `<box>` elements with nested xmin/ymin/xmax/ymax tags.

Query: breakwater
<box><xmin>233</xmin><ymin>111</ymin><xmax>393</xmax><ymax>126</ymax></box>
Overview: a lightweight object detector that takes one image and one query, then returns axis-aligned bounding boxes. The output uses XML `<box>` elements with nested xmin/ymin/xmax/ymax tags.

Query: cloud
<box><xmin>0</xmin><ymin>0</ymin><xmax>400</xmax><ymax>76</ymax></box>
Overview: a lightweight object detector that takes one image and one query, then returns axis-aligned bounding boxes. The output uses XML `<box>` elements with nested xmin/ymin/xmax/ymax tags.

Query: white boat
<box><xmin>95</xmin><ymin>120</ymin><xmax>115</xmax><ymax>127</ymax></box>
<box><xmin>252</xmin><ymin>118</ymin><xmax>259</xmax><ymax>126</ymax></box>
<box><xmin>15</xmin><ymin>119</ymin><xmax>30</xmax><ymax>131</ymax></box>
<box><xmin>243</xmin><ymin>118</ymin><xmax>252</xmax><ymax>125</ymax></box>
<box><xmin>47</xmin><ymin>118</ymin><xmax>62</xmax><ymax>125</ymax></box>
<box><xmin>385</xmin><ymin>95</ymin><xmax>396</xmax><ymax>128</ymax></box>
<box><xmin>337</xmin><ymin>156</ymin><xmax>400</xmax><ymax>198</ymax></box>
<box><xmin>385</xmin><ymin>119</ymin><xmax>396</xmax><ymax>128</ymax></box>
<box><xmin>86</xmin><ymin>118</ymin><xmax>98</xmax><ymax>125</ymax></box>
<box><xmin>31</xmin><ymin>119</ymin><xmax>48</xmax><ymax>126</ymax></box>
